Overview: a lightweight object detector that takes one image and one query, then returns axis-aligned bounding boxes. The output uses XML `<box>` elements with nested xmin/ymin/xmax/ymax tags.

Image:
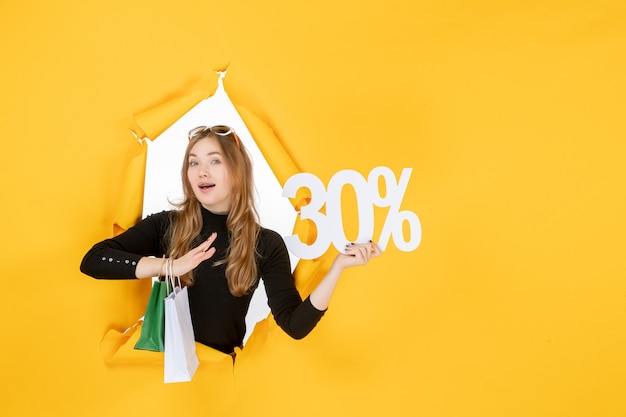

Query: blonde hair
<box><xmin>169</xmin><ymin>131</ymin><xmax>260</xmax><ymax>296</ymax></box>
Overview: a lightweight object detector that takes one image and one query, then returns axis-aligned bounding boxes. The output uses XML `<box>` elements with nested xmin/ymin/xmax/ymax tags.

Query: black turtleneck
<box><xmin>80</xmin><ymin>207</ymin><xmax>325</xmax><ymax>354</ymax></box>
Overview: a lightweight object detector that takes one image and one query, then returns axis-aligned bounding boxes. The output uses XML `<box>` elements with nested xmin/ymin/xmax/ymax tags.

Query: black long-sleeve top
<box><xmin>80</xmin><ymin>207</ymin><xmax>325</xmax><ymax>354</ymax></box>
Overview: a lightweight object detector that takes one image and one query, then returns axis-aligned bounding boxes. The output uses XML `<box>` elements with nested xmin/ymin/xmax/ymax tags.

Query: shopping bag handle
<box><xmin>164</xmin><ymin>258</ymin><xmax>182</xmax><ymax>294</ymax></box>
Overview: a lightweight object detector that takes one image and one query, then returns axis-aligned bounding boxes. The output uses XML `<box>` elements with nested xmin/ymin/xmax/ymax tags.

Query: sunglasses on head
<box><xmin>188</xmin><ymin>125</ymin><xmax>240</xmax><ymax>148</ymax></box>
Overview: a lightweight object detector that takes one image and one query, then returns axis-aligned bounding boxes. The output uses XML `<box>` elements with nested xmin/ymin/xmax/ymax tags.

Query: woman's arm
<box><xmin>80</xmin><ymin>211</ymin><xmax>171</xmax><ymax>279</ymax></box>
<box><xmin>261</xmin><ymin>230</ymin><xmax>381</xmax><ymax>340</ymax></box>
<box><xmin>81</xmin><ymin>210</ymin><xmax>218</xmax><ymax>279</ymax></box>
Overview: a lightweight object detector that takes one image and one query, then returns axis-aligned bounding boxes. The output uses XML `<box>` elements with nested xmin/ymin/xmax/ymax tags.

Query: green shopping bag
<box><xmin>134</xmin><ymin>280</ymin><xmax>171</xmax><ymax>352</ymax></box>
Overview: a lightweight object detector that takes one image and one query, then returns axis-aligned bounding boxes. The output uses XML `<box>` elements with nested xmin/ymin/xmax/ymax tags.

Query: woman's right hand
<box><xmin>135</xmin><ymin>232</ymin><xmax>218</xmax><ymax>278</ymax></box>
<box><xmin>169</xmin><ymin>232</ymin><xmax>218</xmax><ymax>276</ymax></box>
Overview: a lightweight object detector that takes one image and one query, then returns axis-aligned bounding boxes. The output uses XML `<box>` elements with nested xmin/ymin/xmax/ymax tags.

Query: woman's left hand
<box><xmin>334</xmin><ymin>241</ymin><xmax>382</xmax><ymax>269</ymax></box>
<box><xmin>310</xmin><ymin>241</ymin><xmax>382</xmax><ymax>310</ymax></box>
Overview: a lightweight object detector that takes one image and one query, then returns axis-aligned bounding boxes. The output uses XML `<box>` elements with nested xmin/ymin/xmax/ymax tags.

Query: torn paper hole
<box><xmin>141</xmin><ymin>72</ymin><xmax>298</xmax><ymax>343</ymax></box>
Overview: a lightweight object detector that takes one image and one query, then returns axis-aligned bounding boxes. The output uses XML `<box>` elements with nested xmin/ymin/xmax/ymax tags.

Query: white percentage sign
<box><xmin>368</xmin><ymin>167</ymin><xmax>421</xmax><ymax>251</ymax></box>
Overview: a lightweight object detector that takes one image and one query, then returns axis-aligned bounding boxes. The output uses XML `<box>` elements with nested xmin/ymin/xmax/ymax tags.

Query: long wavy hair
<box><xmin>168</xmin><ymin>130</ymin><xmax>260</xmax><ymax>296</ymax></box>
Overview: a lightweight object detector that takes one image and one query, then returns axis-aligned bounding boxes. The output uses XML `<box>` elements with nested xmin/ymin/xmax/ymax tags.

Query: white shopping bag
<box><xmin>163</xmin><ymin>261</ymin><xmax>199</xmax><ymax>383</ymax></box>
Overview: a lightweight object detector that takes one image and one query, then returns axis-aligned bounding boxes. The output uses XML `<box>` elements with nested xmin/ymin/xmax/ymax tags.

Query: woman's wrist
<box><xmin>159</xmin><ymin>257</ymin><xmax>168</xmax><ymax>277</ymax></box>
<box><xmin>135</xmin><ymin>256</ymin><xmax>171</xmax><ymax>279</ymax></box>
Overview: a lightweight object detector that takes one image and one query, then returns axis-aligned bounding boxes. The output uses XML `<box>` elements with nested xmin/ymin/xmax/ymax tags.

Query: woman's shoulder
<box><xmin>257</xmin><ymin>227</ymin><xmax>288</xmax><ymax>253</ymax></box>
<box><xmin>143</xmin><ymin>209</ymin><xmax>177</xmax><ymax>223</ymax></box>
<box><xmin>256</xmin><ymin>227</ymin><xmax>291</xmax><ymax>271</ymax></box>
<box><xmin>134</xmin><ymin>210</ymin><xmax>178</xmax><ymax>233</ymax></box>
<box><xmin>259</xmin><ymin>226</ymin><xmax>285</xmax><ymax>241</ymax></box>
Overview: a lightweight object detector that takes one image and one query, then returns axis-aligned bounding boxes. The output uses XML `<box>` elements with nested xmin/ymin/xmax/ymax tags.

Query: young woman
<box><xmin>80</xmin><ymin>125</ymin><xmax>381</xmax><ymax>355</ymax></box>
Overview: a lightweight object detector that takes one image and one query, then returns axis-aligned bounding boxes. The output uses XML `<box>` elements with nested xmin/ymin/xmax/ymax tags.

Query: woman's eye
<box><xmin>211</xmin><ymin>159</ymin><xmax>221</xmax><ymax>165</ymax></box>
<box><xmin>189</xmin><ymin>161</ymin><xmax>198</xmax><ymax>167</ymax></box>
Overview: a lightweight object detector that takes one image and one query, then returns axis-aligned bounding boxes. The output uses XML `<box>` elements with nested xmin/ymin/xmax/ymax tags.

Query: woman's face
<box><xmin>187</xmin><ymin>137</ymin><xmax>232</xmax><ymax>214</ymax></box>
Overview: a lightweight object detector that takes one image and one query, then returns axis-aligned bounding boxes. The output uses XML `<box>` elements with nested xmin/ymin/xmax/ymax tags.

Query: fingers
<box><xmin>199</xmin><ymin>246</ymin><xmax>216</xmax><ymax>261</ymax></box>
<box><xmin>370</xmin><ymin>242</ymin><xmax>382</xmax><ymax>257</ymax></box>
<box><xmin>181</xmin><ymin>232</ymin><xmax>218</xmax><ymax>269</ymax></box>
<box><xmin>343</xmin><ymin>241</ymin><xmax>381</xmax><ymax>266</ymax></box>
<box><xmin>195</xmin><ymin>233</ymin><xmax>217</xmax><ymax>259</ymax></box>
<box><xmin>345</xmin><ymin>241</ymin><xmax>381</xmax><ymax>255</ymax></box>
<box><xmin>196</xmin><ymin>232</ymin><xmax>217</xmax><ymax>253</ymax></box>
<box><xmin>169</xmin><ymin>233</ymin><xmax>219</xmax><ymax>276</ymax></box>
<box><xmin>205</xmin><ymin>232</ymin><xmax>217</xmax><ymax>248</ymax></box>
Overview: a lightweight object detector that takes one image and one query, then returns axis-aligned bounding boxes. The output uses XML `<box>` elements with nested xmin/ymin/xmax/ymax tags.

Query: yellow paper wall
<box><xmin>1</xmin><ymin>1</ymin><xmax>625</xmax><ymax>416</ymax></box>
